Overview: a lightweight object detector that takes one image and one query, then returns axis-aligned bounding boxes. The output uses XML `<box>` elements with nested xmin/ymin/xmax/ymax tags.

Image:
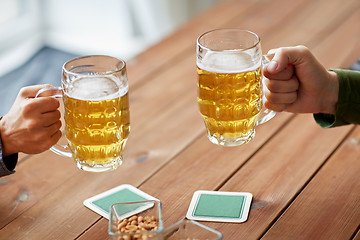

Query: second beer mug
<box><xmin>36</xmin><ymin>55</ymin><xmax>130</xmax><ymax>172</ymax></box>
<box><xmin>197</xmin><ymin>29</ymin><xmax>276</xmax><ymax>146</ymax></box>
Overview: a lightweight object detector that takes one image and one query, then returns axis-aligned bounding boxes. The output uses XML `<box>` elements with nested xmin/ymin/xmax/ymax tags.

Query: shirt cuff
<box><xmin>314</xmin><ymin>69</ymin><xmax>360</xmax><ymax>128</ymax></box>
<box><xmin>313</xmin><ymin>113</ymin><xmax>336</xmax><ymax>128</ymax></box>
<box><xmin>0</xmin><ymin>121</ymin><xmax>18</xmax><ymax>176</ymax></box>
<box><xmin>0</xmin><ymin>153</ymin><xmax>18</xmax><ymax>176</ymax></box>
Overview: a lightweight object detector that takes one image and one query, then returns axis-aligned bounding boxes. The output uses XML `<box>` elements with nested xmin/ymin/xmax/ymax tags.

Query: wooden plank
<box><xmin>262</xmin><ymin>126</ymin><xmax>360</xmax><ymax>240</ymax></box>
<box><xmin>0</xmin><ymin>0</ymin><xmax>304</xmax><ymax>235</ymax></box>
<box><xmin>78</xmin><ymin>219</ymin><xmax>107</xmax><ymax>240</ymax></box>
<box><xmin>78</xmin><ymin>112</ymin><xmax>296</xmax><ymax>240</ymax></box>
<box><xmin>126</xmin><ymin>0</ymin><xmax>312</xmax><ymax>88</ymax></box>
<box><xmin>258</xmin><ymin>8</ymin><xmax>360</xmax><ymax>240</ymax></box>
<box><xmin>0</xmin><ymin>0</ymin><xmax>260</xmax><ymax>229</ymax></box>
<box><xmin>77</xmin><ymin>0</ymin><xmax>360</xmax><ymax>238</ymax></box>
<box><xmin>1</xmin><ymin>0</ymin><xmax>358</xmax><ymax>239</ymax></box>
<box><xmin>354</xmin><ymin>230</ymin><xmax>360</xmax><ymax>240</ymax></box>
<box><xmin>312</xmin><ymin>8</ymin><xmax>360</xmax><ymax>69</ymax></box>
<box><xmin>260</xmin><ymin>0</ymin><xmax>359</xmax><ymax>52</ymax></box>
<box><xmin>0</xmin><ymin>52</ymin><xmax>203</xmax><ymax>238</ymax></box>
<box><xmin>0</xmin><ymin>152</ymin><xmax>79</xmax><ymax>229</ymax></box>
<box><xmin>17</xmin><ymin>153</ymin><xmax>31</xmax><ymax>162</ymax></box>
<box><xmin>205</xmin><ymin>114</ymin><xmax>353</xmax><ymax>239</ymax></box>
<box><xmin>125</xmin><ymin>0</ymin><xmax>258</xmax><ymax>87</ymax></box>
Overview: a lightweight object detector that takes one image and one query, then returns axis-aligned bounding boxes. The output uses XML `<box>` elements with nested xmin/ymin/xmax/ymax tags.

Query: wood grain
<box><xmin>1</xmin><ymin>0</ymin><xmax>359</xmax><ymax>239</ymax></box>
<box><xmin>262</xmin><ymin>127</ymin><xmax>360</xmax><ymax>240</ymax></box>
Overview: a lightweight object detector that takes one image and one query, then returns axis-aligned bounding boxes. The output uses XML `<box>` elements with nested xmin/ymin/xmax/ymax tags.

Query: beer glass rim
<box><xmin>197</xmin><ymin>29</ymin><xmax>260</xmax><ymax>52</ymax></box>
<box><xmin>62</xmin><ymin>55</ymin><xmax>126</xmax><ymax>76</ymax></box>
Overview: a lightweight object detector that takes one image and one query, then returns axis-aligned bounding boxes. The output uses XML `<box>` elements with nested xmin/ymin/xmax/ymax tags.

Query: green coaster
<box><xmin>83</xmin><ymin>184</ymin><xmax>158</xmax><ymax>219</ymax></box>
<box><xmin>186</xmin><ymin>190</ymin><xmax>252</xmax><ymax>223</ymax></box>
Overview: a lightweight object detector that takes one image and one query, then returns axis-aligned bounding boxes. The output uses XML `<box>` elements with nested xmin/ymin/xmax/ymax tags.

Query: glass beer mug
<box><xmin>36</xmin><ymin>55</ymin><xmax>130</xmax><ymax>172</ymax></box>
<box><xmin>197</xmin><ymin>29</ymin><xmax>276</xmax><ymax>146</ymax></box>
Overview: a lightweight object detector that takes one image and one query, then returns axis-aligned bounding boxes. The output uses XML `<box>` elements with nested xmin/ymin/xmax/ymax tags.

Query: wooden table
<box><xmin>1</xmin><ymin>0</ymin><xmax>360</xmax><ymax>239</ymax></box>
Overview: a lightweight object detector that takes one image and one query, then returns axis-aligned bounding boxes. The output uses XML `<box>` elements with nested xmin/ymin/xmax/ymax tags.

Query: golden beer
<box><xmin>197</xmin><ymin>66</ymin><xmax>262</xmax><ymax>145</ymax></box>
<box><xmin>63</xmin><ymin>76</ymin><xmax>130</xmax><ymax>169</ymax></box>
<box><xmin>197</xmin><ymin>29</ymin><xmax>276</xmax><ymax>146</ymax></box>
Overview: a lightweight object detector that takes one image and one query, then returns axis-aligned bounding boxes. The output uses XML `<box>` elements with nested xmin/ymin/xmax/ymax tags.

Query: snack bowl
<box><xmin>109</xmin><ymin>200</ymin><xmax>163</xmax><ymax>240</ymax></box>
<box><xmin>151</xmin><ymin>218</ymin><xmax>222</xmax><ymax>240</ymax></box>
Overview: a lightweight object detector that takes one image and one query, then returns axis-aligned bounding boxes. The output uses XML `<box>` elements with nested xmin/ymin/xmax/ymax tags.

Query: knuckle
<box><xmin>296</xmin><ymin>45</ymin><xmax>310</xmax><ymax>53</ymax></box>
<box><xmin>22</xmin><ymin>100</ymin><xmax>37</xmax><ymax>116</ymax></box>
<box><xmin>38</xmin><ymin>143</ymin><xmax>51</xmax><ymax>153</ymax></box>
<box><xmin>42</xmin><ymin>84</ymin><xmax>53</xmax><ymax>89</ymax></box>
<box><xmin>266</xmin><ymin>81</ymin><xmax>277</xmax><ymax>92</ymax></box>
<box><xmin>27</xmin><ymin>121</ymin><xmax>38</xmax><ymax>130</ymax></box>
<box><xmin>19</xmin><ymin>87</ymin><xmax>29</xmax><ymax>97</ymax></box>
<box><xmin>47</xmin><ymin>97</ymin><xmax>60</xmax><ymax>108</ymax></box>
<box><xmin>53</xmin><ymin>121</ymin><xmax>62</xmax><ymax>131</ymax></box>
<box><xmin>57</xmin><ymin>120</ymin><xmax>62</xmax><ymax>129</ymax></box>
<box><xmin>290</xmin><ymin>77</ymin><xmax>299</xmax><ymax>89</ymax></box>
<box><xmin>264</xmin><ymin>91</ymin><xmax>277</xmax><ymax>103</ymax></box>
<box><xmin>55</xmin><ymin>110</ymin><xmax>61</xmax><ymax>120</ymax></box>
<box><xmin>289</xmin><ymin>92</ymin><xmax>298</xmax><ymax>102</ymax></box>
<box><xmin>265</xmin><ymin>101</ymin><xmax>286</xmax><ymax>112</ymax></box>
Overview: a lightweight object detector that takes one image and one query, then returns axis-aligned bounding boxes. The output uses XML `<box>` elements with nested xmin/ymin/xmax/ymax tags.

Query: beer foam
<box><xmin>198</xmin><ymin>52</ymin><xmax>261</xmax><ymax>73</ymax></box>
<box><xmin>66</xmin><ymin>76</ymin><xmax>127</xmax><ymax>101</ymax></box>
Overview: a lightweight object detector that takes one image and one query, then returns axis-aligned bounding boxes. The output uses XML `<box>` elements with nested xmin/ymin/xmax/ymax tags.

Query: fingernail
<box><xmin>267</xmin><ymin>60</ymin><xmax>278</xmax><ymax>72</ymax></box>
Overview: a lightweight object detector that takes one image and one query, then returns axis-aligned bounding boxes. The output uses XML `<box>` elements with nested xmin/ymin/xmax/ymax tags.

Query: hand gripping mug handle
<box><xmin>257</xmin><ymin>54</ymin><xmax>277</xmax><ymax>125</ymax></box>
<box><xmin>35</xmin><ymin>87</ymin><xmax>72</xmax><ymax>158</ymax></box>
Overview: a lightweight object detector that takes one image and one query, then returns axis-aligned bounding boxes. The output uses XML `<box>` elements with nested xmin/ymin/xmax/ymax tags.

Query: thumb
<box><xmin>266</xmin><ymin>45</ymin><xmax>310</xmax><ymax>74</ymax></box>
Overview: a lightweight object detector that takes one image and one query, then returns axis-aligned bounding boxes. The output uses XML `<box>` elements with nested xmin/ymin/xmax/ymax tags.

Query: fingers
<box><xmin>264</xmin><ymin>76</ymin><xmax>299</xmax><ymax>93</ymax></box>
<box><xmin>263</xmin><ymin>46</ymin><xmax>310</xmax><ymax>113</ymax></box>
<box><xmin>35</xmin><ymin>97</ymin><xmax>60</xmax><ymax>114</ymax></box>
<box><xmin>34</xmin><ymin>120</ymin><xmax>62</xmax><ymax>142</ymax></box>
<box><xmin>41</xmin><ymin>110</ymin><xmax>61</xmax><ymax>127</ymax></box>
<box><xmin>40</xmin><ymin>121</ymin><xmax>62</xmax><ymax>152</ymax></box>
<box><xmin>264</xmin><ymin>87</ymin><xmax>297</xmax><ymax>104</ymax></box>
<box><xmin>23</xmin><ymin>97</ymin><xmax>60</xmax><ymax>117</ymax></box>
<box><xmin>50</xmin><ymin>130</ymin><xmax>62</xmax><ymax>146</ymax></box>
<box><xmin>265</xmin><ymin>45</ymin><xmax>311</xmax><ymax>74</ymax></box>
<box><xmin>263</xmin><ymin>75</ymin><xmax>299</xmax><ymax>112</ymax></box>
<box><xmin>264</xmin><ymin>101</ymin><xmax>287</xmax><ymax>112</ymax></box>
<box><xmin>31</xmin><ymin>121</ymin><xmax>62</xmax><ymax>154</ymax></box>
<box><xmin>264</xmin><ymin>63</ymin><xmax>294</xmax><ymax>80</ymax></box>
<box><xmin>19</xmin><ymin>84</ymin><xmax>54</xmax><ymax>98</ymax></box>
<box><xmin>47</xmin><ymin>120</ymin><xmax>62</xmax><ymax>140</ymax></box>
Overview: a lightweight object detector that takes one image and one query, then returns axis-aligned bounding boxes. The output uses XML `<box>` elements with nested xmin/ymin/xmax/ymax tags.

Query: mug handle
<box><xmin>35</xmin><ymin>87</ymin><xmax>72</xmax><ymax>158</ymax></box>
<box><xmin>257</xmin><ymin>54</ymin><xmax>277</xmax><ymax>125</ymax></box>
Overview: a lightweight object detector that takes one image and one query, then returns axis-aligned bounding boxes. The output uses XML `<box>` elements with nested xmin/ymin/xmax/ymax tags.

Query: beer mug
<box><xmin>36</xmin><ymin>55</ymin><xmax>130</xmax><ymax>172</ymax></box>
<box><xmin>197</xmin><ymin>29</ymin><xmax>276</xmax><ymax>146</ymax></box>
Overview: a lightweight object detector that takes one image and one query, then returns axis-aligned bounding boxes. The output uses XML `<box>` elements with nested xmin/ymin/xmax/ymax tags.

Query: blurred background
<box><xmin>0</xmin><ymin>0</ymin><xmax>221</xmax><ymax>116</ymax></box>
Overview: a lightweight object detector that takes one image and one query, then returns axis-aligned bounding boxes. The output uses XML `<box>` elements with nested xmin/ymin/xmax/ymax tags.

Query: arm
<box><xmin>0</xmin><ymin>127</ymin><xmax>18</xmax><ymax>176</ymax></box>
<box><xmin>262</xmin><ymin>46</ymin><xmax>360</xmax><ymax>128</ymax></box>
<box><xmin>0</xmin><ymin>85</ymin><xmax>62</xmax><ymax>177</ymax></box>
<box><xmin>263</xmin><ymin>45</ymin><xmax>339</xmax><ymax>115</ymax></box>
<box><xmin>314</xmin><ymin>69</ymin><xmax>360</xmax><ymax>128</ymax></box>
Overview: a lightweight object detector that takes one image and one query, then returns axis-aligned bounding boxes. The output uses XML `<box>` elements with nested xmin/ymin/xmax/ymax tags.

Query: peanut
<box><xmin>118</xmin><ymin>221</ymin><xmax>127</xmax><ymax>229</ymax></box>
<box><xmin>116</xmin><ymin>214</ymin><xmax>159</xmax><ymax>240</ymax></box>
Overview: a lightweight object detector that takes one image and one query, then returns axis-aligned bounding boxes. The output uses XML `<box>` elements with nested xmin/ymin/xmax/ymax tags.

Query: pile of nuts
<box><xmin>116</xmin><ymin>215</ymin><xmax>159</xmax><ymax>240</ymax></box>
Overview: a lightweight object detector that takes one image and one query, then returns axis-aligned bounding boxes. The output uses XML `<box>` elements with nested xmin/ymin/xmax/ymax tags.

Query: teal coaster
<box><xmin>186</xmin><ymin>190</ymin><xmax>252</xmax><ymax>223</ymax></box>
<box><xmin>83</xmin><ymin>184</ymin><xmax>159</xmax><ymax>219</ymax></box>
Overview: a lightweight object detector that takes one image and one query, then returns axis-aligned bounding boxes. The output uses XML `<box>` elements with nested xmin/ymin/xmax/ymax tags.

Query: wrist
<box><xmin>0</xmin><ymin>116</ymin><xmax>17</xmax><ymax>157</ymax></box>
<box><xmin>321</xmin><ymin>70</ymin><xmax>339</xmax><ymax>114</ymax></box>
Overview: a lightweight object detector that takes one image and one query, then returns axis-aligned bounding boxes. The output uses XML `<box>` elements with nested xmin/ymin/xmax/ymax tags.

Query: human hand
<box><xmin>263</xmin><ymin>45</ymin><xmax>339</xmax><ymax>114</ymax></box>
<box><xmin>0</xmin><ymin>85</ymin><xmax>62</xmax><ymax>156</ymax></box>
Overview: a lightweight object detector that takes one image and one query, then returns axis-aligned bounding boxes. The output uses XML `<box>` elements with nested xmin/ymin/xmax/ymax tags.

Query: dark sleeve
<box><xmin>0</xmin><ymin>118</ymin><xmax>18</xmax><ymax>177</ymax></box>
<box><xmin>314</xmin><ymin>69</ymin><xmax>360</xmax><ymax>128</ymax></box>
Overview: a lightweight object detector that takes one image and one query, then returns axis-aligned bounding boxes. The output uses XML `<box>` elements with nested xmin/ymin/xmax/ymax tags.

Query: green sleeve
<box><xmin>314</xmin><ymin>69</ymin><xmax>360</xmax><ymax>128</ymax></box>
